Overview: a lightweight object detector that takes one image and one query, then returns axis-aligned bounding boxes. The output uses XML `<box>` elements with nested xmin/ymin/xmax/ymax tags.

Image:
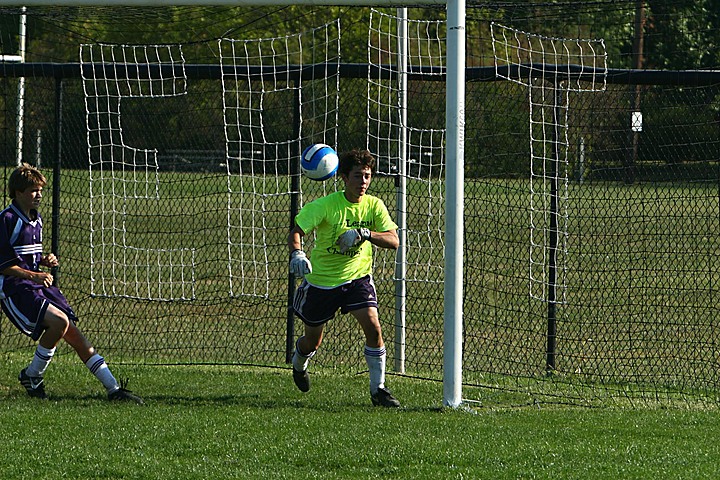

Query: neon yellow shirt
<box><xmin>295</xmin><ymin>190</ymin><xmax>397</xmax><ymax>287</ymax></box>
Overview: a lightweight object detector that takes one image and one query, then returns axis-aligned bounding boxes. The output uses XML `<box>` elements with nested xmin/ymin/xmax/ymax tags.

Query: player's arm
<box><xmin>1</xmin><ymin>264</ymin><xmax>54</xmax><ymax>287</ymax></box>
<box><xmin>288</xmin><ymin>225</ymin><xmax>304</xmax><ymax>252</ymax></box>
<box><xmin>288</xmin><ymin>225</ymin><xmax>311</xmax><ymax>278</ymax></box>
<box><xmin>368</xmin><ymin>229</ymin><xmax>399</xmax><ymax>250</ymax></box>
<box><xmin>0</xmin><ymin>236</ymin><xmax>54</xmax><ymax>287</ymax></box>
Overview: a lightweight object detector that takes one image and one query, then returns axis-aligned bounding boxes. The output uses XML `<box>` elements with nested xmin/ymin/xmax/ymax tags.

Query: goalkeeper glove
<box><xmin>336</xmin><ymin>228</ymin><xmax>371</xmax><ymax>253</ymax></box>
<box><xmin>289</xmin><ymin>249</ymin><xmax>312</xmax><ymax>278</ymax></box>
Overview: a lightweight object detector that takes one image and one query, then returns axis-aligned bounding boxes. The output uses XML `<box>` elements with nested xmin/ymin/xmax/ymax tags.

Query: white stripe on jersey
<box><xmin>9</xmin><ymin>216</ymin><xmax>23</xmax><ymax>244</ymax></box>
<box><xmin>15</xmin><ymin>244</ymin><xmax>42</xmax><ymax>256</ymax></box>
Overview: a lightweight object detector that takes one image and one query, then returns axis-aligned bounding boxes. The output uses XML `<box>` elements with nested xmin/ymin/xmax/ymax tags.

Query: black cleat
<box><xmin>371</xmin><ymin>386</ymin><xmax>400</xmax><ymax>408</ymax></box>
<box><xmin>108</xmin><ymin>380</ymin><xmax>144</xmax><ymax>404</ymax></box>
<box><xmin>19</xmin><ymin>368</ymin><xmax>47</xmax><ymax>399</ymax></box>
<box><xmin>293</xmin><ymin>368</ymin><xmax>310</xmax><ymax>392</ymax></box>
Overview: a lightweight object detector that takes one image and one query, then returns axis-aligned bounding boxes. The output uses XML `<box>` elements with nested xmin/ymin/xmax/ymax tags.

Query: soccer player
<box><xmin>0</xmin><ymin>163</ymin><xmax>142</xmax><ymax>403</ymax></box>
<box><xmin>289</xmin><ymin>148</ymin><xmax>401</xmax><ymax>407</ymax></box>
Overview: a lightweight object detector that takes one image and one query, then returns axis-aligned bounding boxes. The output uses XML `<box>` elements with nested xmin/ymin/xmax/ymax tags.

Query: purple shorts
<box><xmin>293</xmin><ymin>275</ymin><xmax>378</xmax><ymax>327</ymax></box>
<box><xmin>1</xmin><ymin>286</ymin><xmax>78</xmax><ymax>341</ymax></box>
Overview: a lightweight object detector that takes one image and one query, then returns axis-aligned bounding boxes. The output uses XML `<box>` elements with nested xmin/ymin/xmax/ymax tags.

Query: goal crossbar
<box><xmin>0</xmin><ymin>0</ymin><xmax>445</xmax><ymax>5</ymax></box>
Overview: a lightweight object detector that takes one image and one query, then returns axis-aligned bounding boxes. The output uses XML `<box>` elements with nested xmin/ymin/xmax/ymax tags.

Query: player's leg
<box><xmin>296</xmin><ymin>323</ymin><xmax>325</xmax><ymax>357</ymax></box>
<box><xmin>62</xmin><ymin>321</ymin><xmax>143</xmax><ymax>403</ymax></box>
<box><xmin>24</xmin><ymin>286</ymin><xmax>142</xmax><ymax>403</ymax></box>
<box><xmin>4</xmin><ymin>295</ymin><xmax>68</xmax><ymax>399</ymax></box>
<box><xmin>62</xmin><ymin>319</ymin><xmax>115</xmax><ymax>388</ymax></box>
<box><xmin>291</xmin><ymin>280</ymin><xmax>338</xmax><ymax>392</ymax></box>
<box><xmin>352</xmin><ymin>306</ymin><xmax>399</xmax><ymax>407</ymax></box>
<box><xmin>351</xmin><ymin>306</ymin><xmax>386</xmax><ymax>387</ymax></box>
<box><xmin>27</xmin><ymin>305</ymin><xmax>69</xmax><ymax>376</ymax></box>
<box><xmin>291</xmin><ymin>323</ymin><xmax>323</xmax><ymax>392</ymax></box>
<box><xmin>344</xmin><ymin>275</ymin><xmax>400</xmax><ymax>407</ymax></box>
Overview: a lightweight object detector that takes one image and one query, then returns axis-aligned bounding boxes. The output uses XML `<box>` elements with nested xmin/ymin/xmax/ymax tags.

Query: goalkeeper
<box><xmin>289</xmin><ymin>148</ymin><xmax>400</xmax><ymax>407</ymax></box>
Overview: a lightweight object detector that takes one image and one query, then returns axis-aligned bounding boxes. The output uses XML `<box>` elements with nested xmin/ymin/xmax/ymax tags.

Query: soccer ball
<box><xmin>301</xmin><ymin>143</ymin><xmax>339</xmax><ymax>181</ymax></box>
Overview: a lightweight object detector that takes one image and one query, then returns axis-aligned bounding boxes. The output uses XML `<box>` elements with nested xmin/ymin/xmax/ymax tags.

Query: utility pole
<box><xmin>627</xmin><ymin>0</ymin><xmax>645</xmax><ymax>183</ymax></box>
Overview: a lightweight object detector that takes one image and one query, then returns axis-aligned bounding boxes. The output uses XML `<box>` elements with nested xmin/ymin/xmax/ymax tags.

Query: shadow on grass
<box><xmin>9</xmin><ymin>389</ymin><xmax>446</xmax><ymax>413</ymax></box>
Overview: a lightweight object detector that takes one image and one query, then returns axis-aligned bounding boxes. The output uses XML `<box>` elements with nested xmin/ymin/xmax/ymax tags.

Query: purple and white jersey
<box><xmin>0</xmin><ymin>200</ymin><xmax>44</xmax><ymax>299</ymax></box>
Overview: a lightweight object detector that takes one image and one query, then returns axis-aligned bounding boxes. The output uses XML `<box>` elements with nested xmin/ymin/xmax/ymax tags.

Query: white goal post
<box><xmin>443</xmin><ymin>0</ymin><xmax>465</xmax><ymax>409</ymax></box>
<box><xmin>1</xmin><ymin>0</ymin><xmax>443</xmax><ymax>4</ymax></box>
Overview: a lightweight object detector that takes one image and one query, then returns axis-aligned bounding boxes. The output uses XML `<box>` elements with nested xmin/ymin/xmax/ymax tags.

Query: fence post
<box><xmin>50</xmin><ymin>77</ymin><xmax>62</xmax><ymax>284</ymax></box>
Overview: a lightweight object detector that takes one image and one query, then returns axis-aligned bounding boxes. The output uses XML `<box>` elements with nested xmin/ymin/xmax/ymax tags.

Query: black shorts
<box><xmin>293</xmin><ymin>275</ymin><xmax>378</xmax><ymax>327</ymax></box>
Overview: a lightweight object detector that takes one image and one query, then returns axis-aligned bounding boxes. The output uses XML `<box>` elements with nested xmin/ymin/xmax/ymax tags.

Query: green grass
<box><xmin>2</xmin><ymin>356</ymin><xmax>720</xmax><ymax>479</ymax></box>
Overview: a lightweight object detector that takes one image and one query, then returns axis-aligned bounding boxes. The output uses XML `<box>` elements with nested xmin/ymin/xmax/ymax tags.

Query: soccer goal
<box><xmin>0</xmin><ymin>0</ymin><xmax>469</xmax><ymax>407</ymax></box>
<box><xmin>4</xmin><ymin>2</ymin><xmax>720</xmax><ymax>410</ymax></box>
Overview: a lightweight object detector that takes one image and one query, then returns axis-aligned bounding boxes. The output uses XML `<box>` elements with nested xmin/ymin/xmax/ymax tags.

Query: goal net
<box><xmin>81</xmin><ymin>43</ymin><xmax>197</xmax><ymax>301</ymax></box>
<box><xmin>3</xmin><ymin>4</ymin><xmax>720</xmax><ymax>408</ymax></box>
<box><xmin>491</xmin><ymin>22</ymin><xmax>607</xmax><ymax>303</ymax></box>
<box><xmin>219</xmin><ymin>21</ymin><xmax>340</xmax><ymax>298</ymax></box>
<box><xmin>80</xmin><ymin>23</ymin><xmax>340</xmax><ymax>301</ymax></box>
<box><xmin>367</xmin><ymin>9</ymin><xmax>446</xmax><ymax>284</ymax></box>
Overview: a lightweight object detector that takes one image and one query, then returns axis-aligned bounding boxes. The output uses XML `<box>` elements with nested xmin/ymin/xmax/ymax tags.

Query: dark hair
<box><xmin>8</xmin><ymin>163</ymin><xmax>46</xmax><ymax>199</ymax></box>
<box><xmin>338</xmin><ymin>148</ymin><xmax>376</xmax><ymax>176</ymax></box>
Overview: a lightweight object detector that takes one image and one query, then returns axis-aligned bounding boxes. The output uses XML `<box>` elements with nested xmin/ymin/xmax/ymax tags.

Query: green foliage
<box><xmin>643</xmin><ymin>0</ymin><xmax>720</xmax><ymax>69</ymax></box>
<box><xmin>3</xmin><ymin>2</ymin><xmax>720</xmax><ymax>70</ymax></box>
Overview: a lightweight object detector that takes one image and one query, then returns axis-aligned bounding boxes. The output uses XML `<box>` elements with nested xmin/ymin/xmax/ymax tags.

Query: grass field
<box><xmin>1</xmin><ymin>355</ymin><xmax>720</xmax><ymax>479</ymax></box>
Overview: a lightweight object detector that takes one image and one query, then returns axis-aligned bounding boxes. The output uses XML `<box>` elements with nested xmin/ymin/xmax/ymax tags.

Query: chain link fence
<box><xmin>1</xmin><ymin>4</ymin><xmax>720</xmax><ymax>406</ymax></box>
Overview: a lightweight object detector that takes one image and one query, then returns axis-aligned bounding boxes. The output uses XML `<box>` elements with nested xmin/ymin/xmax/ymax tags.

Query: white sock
<box><xmin>364</xmin><ymin>345</ymin><xmax>386</xmax><ymax>394</ymax></box>
<box><xmin>292</xmin><ymin>337</ymin><xmax>316</xmax><ymax>372</ymax></box>
<box><xmin>85</xmin><ymin>354</ymin><xmax>119</xmax><ymax>393</ymax></box>
<box><xmin>26</xmin><ymin>345</ymin><xmax>56</xmax><ymax>377</ymax></box>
